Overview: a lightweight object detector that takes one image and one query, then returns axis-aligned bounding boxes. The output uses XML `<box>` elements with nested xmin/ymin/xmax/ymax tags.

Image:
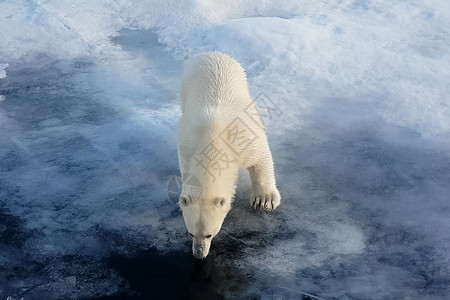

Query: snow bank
<box><xmin>1</xmin><ymin>1</ymin><xmax>449</xmax><ymax>136</ymax></box>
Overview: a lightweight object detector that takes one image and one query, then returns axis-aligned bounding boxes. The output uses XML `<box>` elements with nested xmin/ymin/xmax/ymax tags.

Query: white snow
<box><xmin>1</xmin><ymin>1</ymin><xmax>449</xmax><ymax>299</ymax></box>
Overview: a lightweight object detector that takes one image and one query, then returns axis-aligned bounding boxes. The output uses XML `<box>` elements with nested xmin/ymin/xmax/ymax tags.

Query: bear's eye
<box><xmin>205</xmin><ymin>234</ymin><xmax>212</xmax><ymax>238</ymax></box>
<box><xmin>188</xmin><ymin>233</ymin><xmax>194</xmax><ymax>238</ymax></box>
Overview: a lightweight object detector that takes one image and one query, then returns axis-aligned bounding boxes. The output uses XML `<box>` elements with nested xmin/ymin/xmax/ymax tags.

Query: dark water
<box><xmin>94</xmin><ymin>249</ymin><xmax>248</xmax><ymax>300</ymax></box>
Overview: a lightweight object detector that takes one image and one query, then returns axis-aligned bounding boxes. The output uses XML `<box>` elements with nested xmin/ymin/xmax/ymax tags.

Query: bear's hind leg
<box><xmin>248</xmin><ymin>155</ymin><xmax>281</xmax><ymax>211</ymax></box>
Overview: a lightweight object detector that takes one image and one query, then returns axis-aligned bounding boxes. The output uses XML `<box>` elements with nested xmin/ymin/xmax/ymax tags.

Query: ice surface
<box><xmin>0</xmin><ymin>64</ymin><xmax>7</xmax><ymax>79</ymax></box>
<box><xmin>1</xmin><ymin>1</ymin><xmax>450</xmax><ymax>299</ymax></box>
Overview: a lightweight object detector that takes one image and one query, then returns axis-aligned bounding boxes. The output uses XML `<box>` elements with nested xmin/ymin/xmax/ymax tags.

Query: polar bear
<box><xmin>177</xmin><ymin>52</ymin><xmax>281</xmax><ymax>259</ymax></box>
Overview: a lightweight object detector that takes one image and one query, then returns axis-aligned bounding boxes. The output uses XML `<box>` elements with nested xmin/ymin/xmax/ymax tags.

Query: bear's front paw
<box><xmin>250</xmin><ymin>188</ymin><xmax>281</xmax><ymax>211</ymax></box>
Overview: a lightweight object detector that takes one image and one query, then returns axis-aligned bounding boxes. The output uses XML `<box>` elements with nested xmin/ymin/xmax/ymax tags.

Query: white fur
<box><xmin>178</xmin><ymin>52</ymin><xmax>281</xmax><ymax>259</ymax></box>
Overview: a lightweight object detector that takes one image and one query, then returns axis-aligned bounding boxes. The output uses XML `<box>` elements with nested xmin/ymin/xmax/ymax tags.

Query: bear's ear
<box><xmin>214</xmin><ymin>197</ymin><xmax>227</xmax><ymax>208</ymax></box>
<box><xmin>178</xmin><ymin>195</ymin><xmax>191</xmax><ymax>207</ymax></box>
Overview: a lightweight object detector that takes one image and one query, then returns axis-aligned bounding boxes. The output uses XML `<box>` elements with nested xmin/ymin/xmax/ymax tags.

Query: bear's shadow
<box><xmin>100</xmin><ymin>248</ymin><xmax>248</xmax><ymax>300</ymax></box>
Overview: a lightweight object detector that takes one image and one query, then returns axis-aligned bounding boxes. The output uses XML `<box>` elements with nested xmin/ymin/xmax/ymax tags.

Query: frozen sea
<box><xmin>1</xmin><ymin>1</ymin><xmax>450</xmax><ymax>299</ymax></box>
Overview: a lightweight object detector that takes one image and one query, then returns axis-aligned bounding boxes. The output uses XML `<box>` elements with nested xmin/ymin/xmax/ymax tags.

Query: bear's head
<box><xmin>179</xmin><ymin>195</ymin><xmax>231</xmax><ymax>259</ymax></box>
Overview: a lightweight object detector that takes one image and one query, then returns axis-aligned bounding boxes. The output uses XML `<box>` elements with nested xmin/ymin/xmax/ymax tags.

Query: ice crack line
<box><xmin>269</xmin><ymin>284</ymin><xmax>332</xmax><ymax>300</ymax></box>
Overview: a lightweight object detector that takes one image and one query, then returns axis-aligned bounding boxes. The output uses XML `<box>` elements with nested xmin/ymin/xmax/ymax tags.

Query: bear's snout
<box><xmin>193</xmin><ymin>247</ymin><xmax>207</xmax><ymax>259</ymax></box>
<box><xmin>193</xmin><ymin>249</ymin><xmax>205</xmax><ymax>259</ymax></box>
<box><xmin>192</xmin><ymin>241</ymin><xmax>209</xmax><ymax>259</ymax></box>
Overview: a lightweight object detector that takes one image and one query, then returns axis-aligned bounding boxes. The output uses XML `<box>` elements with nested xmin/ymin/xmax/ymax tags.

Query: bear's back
<box><xmin>180</xmin><ymin>52</ymin><xmax>251</xmax><ymax>117</ymax></box>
